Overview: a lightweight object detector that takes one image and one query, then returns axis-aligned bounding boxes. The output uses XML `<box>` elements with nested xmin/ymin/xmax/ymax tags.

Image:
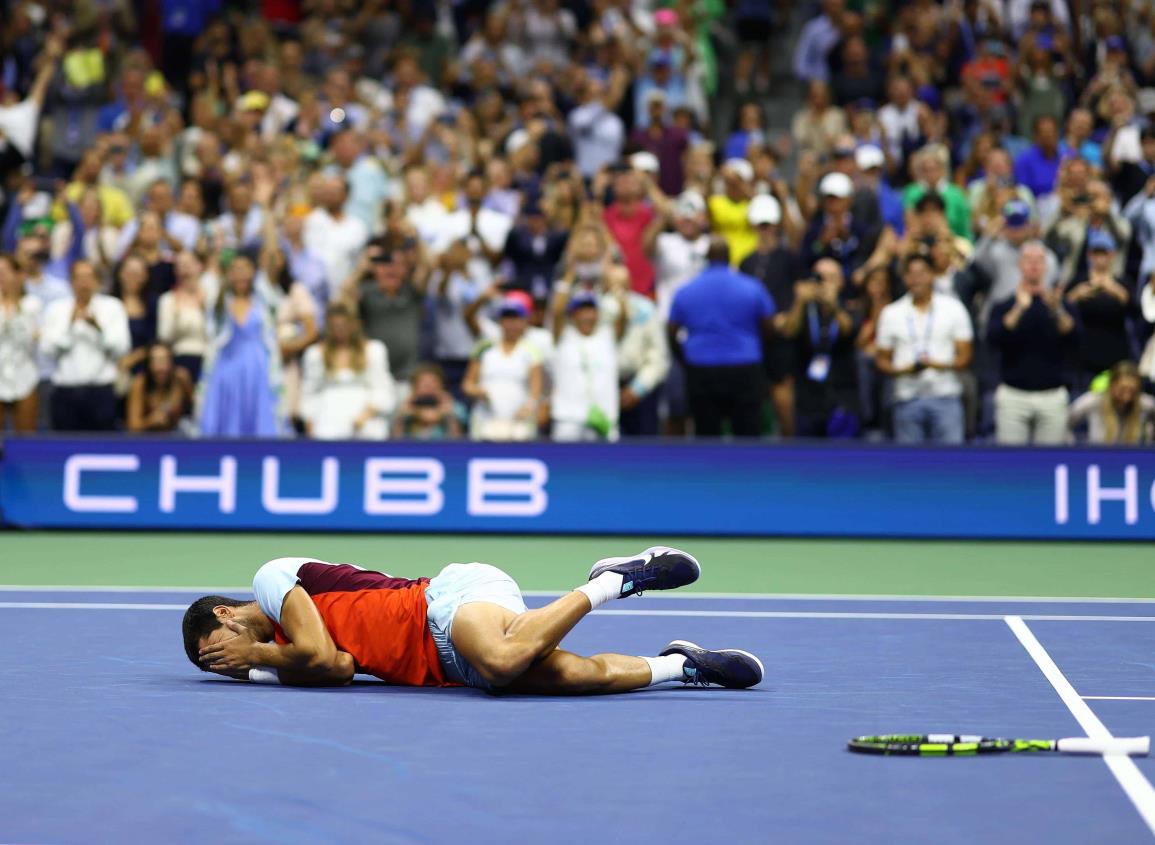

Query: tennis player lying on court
<box><xmin>182</xmin><ymin>547</ymin><xmax>763</xmax><ymax>693</ymax></box>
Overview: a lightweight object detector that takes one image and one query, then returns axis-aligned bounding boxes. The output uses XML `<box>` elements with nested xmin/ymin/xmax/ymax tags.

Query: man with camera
<box><xmin>780</xmin><ymin>259</ymin><xmax>861</xmax><ymax>438</ymax></box>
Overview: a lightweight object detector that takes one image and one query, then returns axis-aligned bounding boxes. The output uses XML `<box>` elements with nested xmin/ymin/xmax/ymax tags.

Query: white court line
<box><xmin>0</xmin><ymin>585</ymin><xmax>251</xmax><ymax>593</ymax></box>
<box><xmin>534</xmin><ymin>591</ymin><xmax>1155</xmax><ymax>604</ymax></box>
<box><xmin>1006</xmin><ymin>616</ymin><xmax>1155</xmax><ymax>836</ymax></box>
<box><xmin>1084</xmin><ymin>697</ymin><xmax>1155</xmax><ymax>702</ymax></box>
<box><xmin>2</xmin><ymin>601</ymin><xmax>1155</xmax><ymax>623</ymax></box>
<box><xmin>0</xmin><ymin>602</ymin><xmax>187</xmax><ymax>610</ymax></box>
<box><xmin>3</xmin><ymin>585</ymin><xmax>1155</xmax><ymax>605</ymax></box>
<box><xmin>595</xmin><ymin>610</ymin><xmax>1155</xmax><ymax>622</ymax></box>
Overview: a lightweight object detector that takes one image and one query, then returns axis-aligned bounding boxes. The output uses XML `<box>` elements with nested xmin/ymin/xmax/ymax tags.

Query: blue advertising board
<box><xmin>1</xmin><ymin>437</ymin><xmax>1154</xmax><ymax>539</ymax></box>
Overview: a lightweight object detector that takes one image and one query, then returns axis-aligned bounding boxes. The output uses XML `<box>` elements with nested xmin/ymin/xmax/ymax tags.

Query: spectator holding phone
<box><xmin>875</xmin><ymin>253</ymin><xmax>974</xmax><ymax>444</ymax></box>
<box><xmin>781</xmin><ymin>259</ymin><xmax>862</xmax><ymax>438</ymax></box>
<box><xmin>393</xmin><ymin>364</ymin><xmax>465</xmax><ymax>440</ymax></box>
<box><xmin>126</xmin><ymin>343</ymin><xmax>194</xmax><ymax>433</ymax></box>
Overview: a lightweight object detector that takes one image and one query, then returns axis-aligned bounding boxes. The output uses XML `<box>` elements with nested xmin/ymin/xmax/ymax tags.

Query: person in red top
<box><xmin>602</xmin><ymin>168</ymin><xmax>663</xmax><ymax>298</ymax></box>
<box><xmin>184</xmin><ymin>547</ymin><xmax>763</xmax><ymax>694</ymax></box>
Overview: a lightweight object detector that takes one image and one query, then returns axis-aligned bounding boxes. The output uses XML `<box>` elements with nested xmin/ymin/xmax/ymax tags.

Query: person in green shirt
<box><xmin>901</xmin><ymin>144</ymin><xmax>974</xmax><ymax>243</ymax></box>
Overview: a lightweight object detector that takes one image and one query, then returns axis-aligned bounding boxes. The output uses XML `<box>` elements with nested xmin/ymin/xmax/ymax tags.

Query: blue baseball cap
<box><xmin>915</xmin><ymin>84</ymin><xmax>942</xmax><ymax>112</ymax></box>
<box><xmin>568</xmin><ymin>291</ymin><xmax>599</xmax><ymax>313</ymax></box>
<box><xmin>1002</xmin><ymin>199</ymin><xmax>1031</xmax><ymax>228</ymax></box>
<box><xmin>1087</xmin><ymin>229</ymin><xmax>1117</xmax><ymax>252</ymax></box>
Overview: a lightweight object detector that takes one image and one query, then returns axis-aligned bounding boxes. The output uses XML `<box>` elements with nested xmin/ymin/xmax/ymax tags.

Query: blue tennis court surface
<box><xmin>2</xmin><ymin>590</ymin><xmax>1153</xmax><ymax>844</ymax></box>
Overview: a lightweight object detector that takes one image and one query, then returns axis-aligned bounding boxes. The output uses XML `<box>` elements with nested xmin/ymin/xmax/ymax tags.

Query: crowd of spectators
<box><xmin>1</xmin><ymin>0</ymin><xmax>1154</xmax><ymax>445</ymax></box>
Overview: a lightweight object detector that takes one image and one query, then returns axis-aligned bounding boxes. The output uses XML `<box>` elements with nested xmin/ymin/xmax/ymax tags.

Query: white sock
<box><xmin>642</xmin><ymin>654</ymin><xmax>687</xmax><ymax>686</ymax></box>
<box><xmin>574</xmin><ymin>571</ymin><xmax>624</xmax><ymax>609</ymax></box>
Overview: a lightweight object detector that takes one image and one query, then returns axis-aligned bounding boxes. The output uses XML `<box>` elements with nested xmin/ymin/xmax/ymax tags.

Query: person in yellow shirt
<box><xmin>707</xmin><ymin>159</ymin><xmax>756</xmax><ymax>265</ymax></box>
<box><xmin>58</xmin><ymin>150</ymin><xmax>135</xmax><ymax>229</ymax></box>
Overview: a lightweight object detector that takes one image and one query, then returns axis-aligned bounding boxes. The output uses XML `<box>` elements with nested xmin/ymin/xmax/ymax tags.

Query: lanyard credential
<box><xmin>807</xmin><ymin>303</ymin><xmax>840</xmax><ymax>351</ymax></box>
<box><xmin>906</xmin><ymin>305</ymin><xmax>934</xmax><ymax>359</ymax></box>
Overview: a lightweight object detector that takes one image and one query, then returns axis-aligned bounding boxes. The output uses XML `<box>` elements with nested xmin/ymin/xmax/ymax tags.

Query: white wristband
<box><xmin>248</xmin><ymin>667</ymin><xmax>280</xmax><ymax>685</ymax></box>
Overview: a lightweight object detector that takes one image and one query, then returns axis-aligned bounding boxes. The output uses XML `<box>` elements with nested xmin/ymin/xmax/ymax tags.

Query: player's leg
<box><xmin>440</xmin><ymin>547</ymin><xmax>702</xmax><ymax>689</ymax></box>
<box><xmin>449</xmin><ymin>598</ymin><xmax>598</xmax><ymax>688</ymax></box>
<box><xmin>500</xmin><ymin>644</ymin><xmax>765</xmax><ymax>696</ymax></box>
<box><xmin>500</xmin><ymin>649</ymin><xmax>657</xmax><ymax>695</ymax></box>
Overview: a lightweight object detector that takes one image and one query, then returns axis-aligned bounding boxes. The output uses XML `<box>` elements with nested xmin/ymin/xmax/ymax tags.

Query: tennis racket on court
<box><xmin>848</xmin><ymin>734</ymin><xmax>1151</xmax><ymax>757</ymax></box>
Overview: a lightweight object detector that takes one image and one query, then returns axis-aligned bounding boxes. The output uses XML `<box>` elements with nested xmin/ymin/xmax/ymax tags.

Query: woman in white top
<box><xmin>0</xmin><ymin>254</ymin><xmax>41</xmax><ymax>431</ymax></box>
<box><xmin>549</xmin><ymin>284</ymin><xmax>626</xmax><ymax>442</ymax></box>
<box><xmin>158</xmin><ymin>250</ymin><xmax>210</xmax><ymax>383</ymax></box>
<box><xmin>462</xmin><ymin>295</ymin><xmax>544</xmax><ymax>441</ymax></box>
<box><xmin>300</xmin><ymin>302</ymin><xmax>396</xmax><ymax>440</ymax></box>
<box><xmin>1068</xmin><ymin>361</ymin><xmax>1155</xmax><ymax>445</ymax></box>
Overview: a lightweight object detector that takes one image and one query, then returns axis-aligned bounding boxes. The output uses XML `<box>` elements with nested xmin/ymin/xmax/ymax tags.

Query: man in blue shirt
<box><xmin>1013</xmin><ymin>114</ymin><xmax>1063</xmax><ymax>200</ymax></box>
<box><xmin>668</xmin><ymin>237</ymin><xmax>777</xmax><ymax>437</ymax></box>
<box><xmin>792</xmin><ymin>0</ymin><xmax>844</xmax><ymax>84</ymax></box>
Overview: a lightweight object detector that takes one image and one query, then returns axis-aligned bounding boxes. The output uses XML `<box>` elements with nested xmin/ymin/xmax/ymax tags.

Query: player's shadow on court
<box><xmin>192</xmin><ymin>677</ymin><xmax>768</xmax><ymax>698</ymax></box>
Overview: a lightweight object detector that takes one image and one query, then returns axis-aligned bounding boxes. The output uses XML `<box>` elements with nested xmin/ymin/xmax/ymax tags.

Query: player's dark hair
<box><xmin>903</xmin><ymin>252</ymin><xmax>933</xmax><ymax>275</ymax></box>
<box><xmin>182</xmin><ymin>596</ymin><xmax>250</xmax><ymax>670</ymax></box>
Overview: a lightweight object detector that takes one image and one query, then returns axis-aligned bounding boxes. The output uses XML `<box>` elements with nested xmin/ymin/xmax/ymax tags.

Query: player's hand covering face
<box><xmin>199</xmin><ymin>620</ymin><xmax>262</xmax><ymax>678</ymax></box>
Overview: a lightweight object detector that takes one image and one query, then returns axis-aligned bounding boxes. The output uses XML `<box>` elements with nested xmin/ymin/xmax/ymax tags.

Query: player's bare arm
<box><xmin>198</xmin><ymin>586</ymin><xmax>355</xmax><ymax>685</ymax></box>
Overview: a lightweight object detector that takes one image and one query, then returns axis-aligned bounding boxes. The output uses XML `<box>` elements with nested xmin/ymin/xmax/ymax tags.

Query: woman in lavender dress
<box><xmin>197</xmin><ymin>253</ymin><xmax>282</xmax><ymax>436</ymax></box>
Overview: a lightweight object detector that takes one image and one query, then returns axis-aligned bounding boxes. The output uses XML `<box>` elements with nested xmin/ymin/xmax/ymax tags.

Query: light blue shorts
<box><xmin>425</xmin><ymin>562</ymin><xmax>528</xmax><ymax>690</ymax></box>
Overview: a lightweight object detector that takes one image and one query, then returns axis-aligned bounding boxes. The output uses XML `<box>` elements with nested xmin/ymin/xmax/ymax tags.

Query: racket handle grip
<box><xmin>1057</xmin><ymin>737</ymin><xmax>1150</xmax><ymax>756</ymax></box>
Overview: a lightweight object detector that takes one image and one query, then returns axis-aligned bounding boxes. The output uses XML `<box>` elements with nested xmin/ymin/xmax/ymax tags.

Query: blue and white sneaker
<box><xmin>587</xmin><ymin>546</ymin><xmax>701</xmax><ymax>598</ymax></box>
<box><xmin>660</xmin><ymin>640</ymin><xmax>764</xmax><ymax>689</ymax></box>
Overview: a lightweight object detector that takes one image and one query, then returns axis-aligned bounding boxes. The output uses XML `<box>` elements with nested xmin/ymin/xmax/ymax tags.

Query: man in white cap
<box><xmin>708</xmin><ymin>159</ymin><xmax>757</xmax><ymax>265</ymax></box>
<box><xmin>801</xmin><ymin>170</ymin><xmax>887</xmax><ymax>284</ymax></box>
<box><xmin>651</xmin><ymin>190</ymin><xmax>710</xmax><ymax>434</ymax></box>
<box><xmin>739</xmin><ymin>194</ymin><xmax>802</xmax><ymax>437</ymax></box>
<box><xmin>652</xmin><ymin>191</ymin><xmax>710</xmax><ymax>318</ymax></box>
<box><xmin>855</xmin><ymin>144</ymin><xmax>905</xmax><ymax>235</ymax></box>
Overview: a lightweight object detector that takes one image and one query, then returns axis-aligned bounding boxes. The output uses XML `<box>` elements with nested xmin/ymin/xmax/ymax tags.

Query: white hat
<box><xmin>1139</xmin><ymin>88</ymin><xmax>1155</xmax><ymax>115</ymax></box>
<box><xmin>819</xmin><ymin>171</ymin><xmax>854</xmax><ymax>198</ymax></box>
<box><xmin>22</xmin><ymin>192</ymin><xmax>52</xmax><ymax>220</ymax></box>
<box><xmin>854</xmin><ymin>144</ymin><xmax>885</xmax><ymax>171</ymax></box>
<box><xmin>505</xmin><ymin>129</ymin><xmax>531</xmax><ymax>156</ymax></box>
<box><xmin>747</xmin><ymin>194</ymin><xmax>782</xmax><ymax>226</ymax></box>
<box><xmin>630</xmin><ymin>151</ymin><xmax>660</xmax><ymax>174</ymax></box>
<box><xmin>723</xmin><ymin>158</ymin><xmax>754</xmax><ymax>182</ymax></box>
<box><xmin>673</xmin><ymin>190</ymin><xmax>706</xmax><ymax>218</ymax></box>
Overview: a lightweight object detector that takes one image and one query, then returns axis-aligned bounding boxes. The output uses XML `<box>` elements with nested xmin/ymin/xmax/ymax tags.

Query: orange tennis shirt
<box><xmin>254</xmin><ymin>557</ymin><xmax>453</xmax><ymax>687</ymax></box>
